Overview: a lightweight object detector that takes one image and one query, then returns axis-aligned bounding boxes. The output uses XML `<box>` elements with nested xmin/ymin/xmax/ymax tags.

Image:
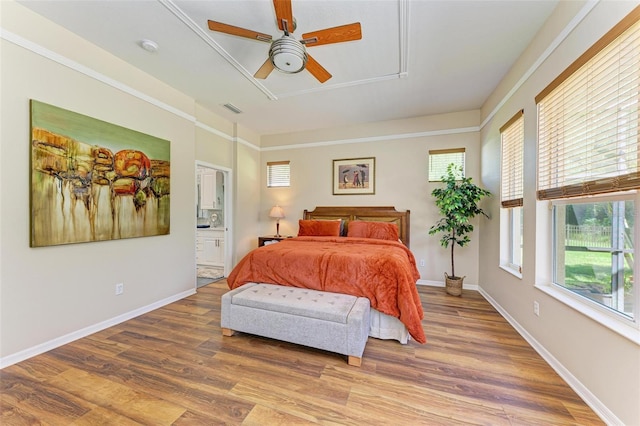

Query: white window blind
<box><xmin>428</xmin><ymin>148</ymin><xmax>465</xmax><ymax>181</ymax></box>
<box><xmin>500</xmin><ymin>110</ymin><xmax>524</xmax><ymax>208</ymax></box>
<box><xmin>267</xmin><ymin>161</ymin><xmax>290</xmax><ymax>187</ymax></box>
<box><xmin>536</xmin><ymin>8</ymin><xmax>640</xmax><ymax>200</ymax></box>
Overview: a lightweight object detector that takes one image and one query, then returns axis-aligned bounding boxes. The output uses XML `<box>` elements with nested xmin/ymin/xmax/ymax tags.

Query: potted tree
<box><xmin>429</xmin><ymin>164</ymin><xmax>491</xmax><ymax>296</ymax></box>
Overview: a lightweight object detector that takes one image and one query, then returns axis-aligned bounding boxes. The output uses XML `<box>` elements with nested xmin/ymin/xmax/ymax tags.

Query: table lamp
<box><xmin>269</xmin><ymin>205</ymin><xmax>285</xmax><ymax>237</ymax></box>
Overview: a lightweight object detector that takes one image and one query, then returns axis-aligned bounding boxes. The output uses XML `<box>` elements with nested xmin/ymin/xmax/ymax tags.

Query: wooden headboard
<box><xmin>303</xmin><ymin>206</ymin><xmax>411</xmax><ymax>247</ymax></box>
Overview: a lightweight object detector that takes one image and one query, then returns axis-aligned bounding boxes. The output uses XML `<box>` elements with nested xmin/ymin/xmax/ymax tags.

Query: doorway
<box><xmin>196</xmin><ymin>162</ymin><xmax>231</xmax><ymax>288</ymax></box>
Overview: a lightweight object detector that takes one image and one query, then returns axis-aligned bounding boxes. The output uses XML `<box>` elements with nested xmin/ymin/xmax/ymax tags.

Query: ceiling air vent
<box><xmin>223</xmin><ymin>103</ymin><xmax>242</xmax><ymax>114</ymax></box>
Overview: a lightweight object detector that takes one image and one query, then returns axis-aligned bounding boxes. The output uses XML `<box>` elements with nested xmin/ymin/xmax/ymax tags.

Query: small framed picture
<box><xmin>333</xmin><ymin>157</ymin><xmax>375</xmax><ymax>195</ymax></box>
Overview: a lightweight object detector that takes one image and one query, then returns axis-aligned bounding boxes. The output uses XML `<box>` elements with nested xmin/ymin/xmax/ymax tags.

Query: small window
<box><xmin>428</xmin><ymin>148</ymin><xmax>465</xmax><ymax>181</ymax></box>
<box><xmin>267</xmin><ymin>161</ymin><xmax>290</xmax><ymax>187</ymax></box>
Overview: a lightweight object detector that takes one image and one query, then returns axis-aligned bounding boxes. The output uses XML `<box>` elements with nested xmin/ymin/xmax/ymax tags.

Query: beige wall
<box><xmin>0</xmin><ymin>2</ymin><xmax>249</xmax><ymax>364</ymax></box>
<box><xmin>479</xmin><ymin>2</ymin><xmax>640</xmax><ymax>425</ymax></box>
<box><xmin>259</xmin><ymin>110</ymin><xmax>485</xmax><ymax>284</ymax></box>
<box><xmin>233</xmin><ymin>124</ymin><xmax>263</xmax><ymax>259</ymax></box>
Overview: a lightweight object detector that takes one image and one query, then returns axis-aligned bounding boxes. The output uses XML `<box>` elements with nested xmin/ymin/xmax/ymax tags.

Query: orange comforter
<box><xmin>227</xmin><ymin>236</ymin><xmax>426</xmax><ymax>343</ymax></box>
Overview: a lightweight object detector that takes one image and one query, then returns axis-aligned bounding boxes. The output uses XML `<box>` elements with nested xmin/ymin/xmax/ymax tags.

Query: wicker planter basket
<box><xmin>444</xmin><ymin>273</ymin><xmax>465</xmax><ymax>296</ymax></box>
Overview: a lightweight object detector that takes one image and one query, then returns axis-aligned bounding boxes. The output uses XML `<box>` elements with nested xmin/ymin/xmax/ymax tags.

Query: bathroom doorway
<box><xmin>196</xmin><ymin>162</ymin><xmax>231</xmax><ymax>288</ymax></box>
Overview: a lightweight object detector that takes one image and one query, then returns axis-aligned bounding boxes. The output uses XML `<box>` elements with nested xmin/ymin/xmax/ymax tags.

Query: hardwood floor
<box><xmin>1</xmin><ymin>281</ymin><xmax>603</xmax><ymax>425</ymax></box>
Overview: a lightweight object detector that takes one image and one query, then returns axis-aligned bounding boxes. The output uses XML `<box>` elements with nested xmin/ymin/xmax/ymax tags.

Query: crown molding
<box><xmin>480</xmin><ymin>0</ymin><xmax>598</xmax><ymax>129</ymax></box>
<box><xmin>261</xmin><ymin>126</ymin><xmax>480</xmax><ymax>152</ymax></box>
<box><xmin>194</xmin><ymin>121</ymin><xmax>233</xmax><ymax>141</ymax></box>
<box><xmin>1</xmin><ymin>28</ymin><xmax>197</xmax><ymax>123</ymax></box>
<box><xmin>5</xmin><ymin>0</ymin><xmax>604</xmax><ymax>147</ymax></box>
<box><xmin>2</xmin><ymin>23</ymin><xmax>472</xmax><ymax>153</ymax></box>
<box><xmin>158</xmin><ymin>0</ymin><xmax>278</xmax><ymax>101</ymax></box>
<box><xmin>235</xmin><ymin>137</ymin><xmax>260</xmax><ymax>151</ymax></box>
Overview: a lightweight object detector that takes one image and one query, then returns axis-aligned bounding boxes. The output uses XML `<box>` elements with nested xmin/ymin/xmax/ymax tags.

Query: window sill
<box><xmin>534</xmin><ymin>283</ymin><xmax>640</xmax><ymax>346</ymax></box>
<box><xmin>499</xmin><ymin>264</ymin><xmax>522</xmax><ymax>279</ymax></box>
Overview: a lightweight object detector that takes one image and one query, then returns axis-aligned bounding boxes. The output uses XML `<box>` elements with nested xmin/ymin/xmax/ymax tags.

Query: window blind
<box><xmin>500</xmin><ymin>110</ymin><xmax>524</xmax><ymax>208</ymax></box>
<box><xmin>428</xmin><ymin>148</ymin><xmax>465</xmax><ymax>181</ymax></box>
<box><xmin>536</xmin><ymin>7</ymin><xmax>640</xmax><ymax>200</ymax></box>
<box><xmin>267</xmin><ymin>161</ymin><xmax>290</xmax><ymax>187</ymax></box>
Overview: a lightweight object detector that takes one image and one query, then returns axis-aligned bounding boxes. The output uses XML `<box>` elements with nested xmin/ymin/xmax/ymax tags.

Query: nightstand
<box><xmin>258</xmin><ymin>236</ymin><xmax>291</xmax><ymax>247</ymax></box>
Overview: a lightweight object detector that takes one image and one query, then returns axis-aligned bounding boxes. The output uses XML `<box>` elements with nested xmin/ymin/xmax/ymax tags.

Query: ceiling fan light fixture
<box><xmin>207</xmin><ymin>1</ymin><xmax>362</xmax><ymax>83</ymax></box>
<box><xmin>269</xmin><ymin>35</ymin><xmax>307</xmax><ymax>74</ymax></box>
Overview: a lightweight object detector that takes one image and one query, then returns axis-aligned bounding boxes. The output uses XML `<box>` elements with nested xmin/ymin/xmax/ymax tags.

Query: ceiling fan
<box><xmin>207</xmin><ymin>0</ymin><xmax>362</xmax><ymax>83</ymax></box>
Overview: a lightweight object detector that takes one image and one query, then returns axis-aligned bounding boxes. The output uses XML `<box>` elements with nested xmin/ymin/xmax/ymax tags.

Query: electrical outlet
<box><xmin>419</xmin><ymin>259</ymin><xmax>426</xmax><ymax>267</ymax></box>
<box><xmin>533</xmin><ymin>301</ymin><xmax>540</xmax><ymax>316</ymax></box>
<box><xmin>115</xmin><ymin>283</ymin><xmax>124</xmax><ymax>295</ymax></box>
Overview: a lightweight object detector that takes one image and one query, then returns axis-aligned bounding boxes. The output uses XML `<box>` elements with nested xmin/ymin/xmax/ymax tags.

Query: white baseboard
<box><xmin>0</xmin><ymin>289</ymin><xmax>196</xmax><ymax>369</ymax></box>
<box><xmin>477</xmin><ymin>286</ymin><xmax>621</xmax><ymax>426</ymax></box>
<box><xmin>417</xmin><ymin>279</ymin><xmax>478</xmax><ymax>291</ymax></box>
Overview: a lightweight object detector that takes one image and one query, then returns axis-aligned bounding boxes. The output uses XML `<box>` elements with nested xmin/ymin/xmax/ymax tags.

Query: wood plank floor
<box><xmin>1</xmin><ymin>281</ymin><xmax>603</xmax><ymax>425</ymax></box>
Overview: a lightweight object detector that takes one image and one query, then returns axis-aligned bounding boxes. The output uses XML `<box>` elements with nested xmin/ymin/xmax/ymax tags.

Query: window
<box><xmin>536</xmin><ymin>7</ymin><xmax>640</xmax><ymax>322</ymax></box>
<box><xmin>507</xmin><ymin>206</ymin><xmax>524</xmax><ymax>272</ymax></box>
<box><xmin>267</xmin><ymin>161</ymin><xmax>290</xmax><ymax>187</ymax></box>
<box><xmin>553</xmin><ymin>197</ymin><xmax>635</xmax><ymax>319</ymax></box>
<box><xmin>428</xmin><ymin>148</ymin><xmax>465</xmax><ymax>181</ymax></box>
<box><xmin>500</xmin><ymin>111</ymin><xmax>524</xmax><ymax>273</ymax></box>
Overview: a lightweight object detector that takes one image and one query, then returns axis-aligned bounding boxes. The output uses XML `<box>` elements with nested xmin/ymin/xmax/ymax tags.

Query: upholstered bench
<box><xmin>221</xmin><ymin>283</ymin><xmax>370</xmax><ymax>366</ymax></box>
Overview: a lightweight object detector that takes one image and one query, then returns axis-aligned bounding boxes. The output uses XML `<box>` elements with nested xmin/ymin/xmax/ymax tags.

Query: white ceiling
<box><xmin>18</xmin><ymin>0</ymin><xmax>558</xmax><ymax>136</ymax></box>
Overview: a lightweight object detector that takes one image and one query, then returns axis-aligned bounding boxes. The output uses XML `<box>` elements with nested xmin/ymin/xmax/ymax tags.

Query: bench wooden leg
<box><xmin>347</xmin><ymin>356</ymin><xmax>362</xmax><ymax>367</ymax></box>
<box><xmin>222</xmin><ymin>328</ymin><xmax>235</xmax><ymax>337</ymax></box>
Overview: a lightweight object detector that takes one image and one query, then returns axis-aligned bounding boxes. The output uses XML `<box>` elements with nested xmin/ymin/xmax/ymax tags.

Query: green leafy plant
<box><xmin>429</xmin><ymin>164</ymin><xmax>491</xmax><ymax>279</ymax></box>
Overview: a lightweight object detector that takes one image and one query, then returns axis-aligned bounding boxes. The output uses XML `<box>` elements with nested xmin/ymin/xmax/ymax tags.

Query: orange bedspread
<box><xmin>227</xmin><ymin>236</ymin><xmax>426</xmax><ymax>344</ymax></box>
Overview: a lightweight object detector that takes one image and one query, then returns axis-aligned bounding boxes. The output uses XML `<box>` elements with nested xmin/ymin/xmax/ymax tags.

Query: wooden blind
<box><xmin>500</xmin><ymin>110</ymin><xmax>524</xmax><ymax>208</ymax></box>
<box><xmin>536</xmin><ymin>7</ymin><xmax>640</xmax><ymax>200</ymax></box>
<box><xmin>428</xmin><ymin>148</ymin><xmax>465</xmax><ymax>181</ymax></box>
<box><xmin>267</xmin><ymin>161</ymin><xmax>290</xmax><ymax>187</ymax></box>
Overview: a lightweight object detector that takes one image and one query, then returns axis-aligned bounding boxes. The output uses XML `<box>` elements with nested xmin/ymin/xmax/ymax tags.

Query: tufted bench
<box><xmin>221</xmin><ymin>283</ymin><xmax>370</xmax><ymax>366</ymax></box>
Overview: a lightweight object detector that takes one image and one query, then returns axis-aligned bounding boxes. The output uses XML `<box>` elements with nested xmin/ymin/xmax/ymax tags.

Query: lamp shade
<box><xmin>269</xmin><ymin>205</ymin><xmax>285</xmax><ymax>219</ymax></box>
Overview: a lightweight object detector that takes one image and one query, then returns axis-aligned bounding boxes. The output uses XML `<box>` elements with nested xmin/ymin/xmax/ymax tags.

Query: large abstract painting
<box><xmin>30</xmin><ymin>100</ymin><xmax>171</xmax><ymax>247</ymax></box>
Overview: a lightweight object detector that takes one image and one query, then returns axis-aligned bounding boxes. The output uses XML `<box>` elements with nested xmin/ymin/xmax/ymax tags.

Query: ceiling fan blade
<box><xmin>254</xmin><ymin>58</ymin><xmax>275</xmax><ymax>79</ymax></box>
<box><xmin>207</xmin><ymin>20</ymin><xmax>272</xmax><ymax>42</ymax></box>
<box><xmin>305</xmin><ymin>54</ymin><xmax>332</xmax><ymax>83</ymax></box>
<box><xmin>273</xmin><ymin>0</ymin><xmax>294</xmax><ymax>33</ymax></box>
<box><xmin>302</xmin><ymin>22</ymin><xmax>362</xmax><ymax>47</ymax></box>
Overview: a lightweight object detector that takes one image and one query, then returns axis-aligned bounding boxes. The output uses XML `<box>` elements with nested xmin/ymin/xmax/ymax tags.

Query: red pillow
<box><xmin>298</xmin><ymin>220</ymin><xmax>342</xmax><ymax>237</ymax></box>
<box><xmin>347</xmin><ymin>221</ymin><xmax>399</xmax><ymax>241</ymax></box>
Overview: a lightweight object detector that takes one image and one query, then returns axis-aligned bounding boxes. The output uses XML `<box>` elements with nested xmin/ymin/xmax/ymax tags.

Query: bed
<box><xmin>227</xmin><ymin>206</ymin><xmax>425</xmax><ymax>344</ymax></box>
<box><xmin>302</xmin><ymin>205</ymin><xmax>411</xmax><ymax>247</ymax></box>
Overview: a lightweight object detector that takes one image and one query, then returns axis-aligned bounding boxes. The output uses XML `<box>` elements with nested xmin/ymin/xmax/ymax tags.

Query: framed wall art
<box><xmin>30</xmin><ymin>100</ymin><xmax>171</xmax><ymax>247</ymax></box>
<box><xmin>333</xmin><ymin>157</ymin><xmax>375</xmax><ymax>195</ymax></box>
